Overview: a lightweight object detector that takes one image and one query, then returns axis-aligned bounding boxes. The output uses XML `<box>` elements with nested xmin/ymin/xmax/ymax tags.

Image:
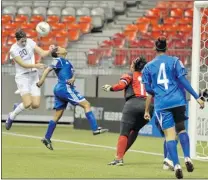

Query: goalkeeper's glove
<box><xmin>102</xmin><ymin>84</ymin><xmax>112</xmax><ymax>92</ymax></box>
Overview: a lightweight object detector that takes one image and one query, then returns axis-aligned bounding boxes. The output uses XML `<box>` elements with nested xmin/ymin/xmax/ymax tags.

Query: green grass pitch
<box><xmin>2</xmin><ymin>124</ymin><xmax>208</xmax><ymax>179</ymax></box>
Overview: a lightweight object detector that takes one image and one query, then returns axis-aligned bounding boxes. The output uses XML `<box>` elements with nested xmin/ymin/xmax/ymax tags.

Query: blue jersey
<box><xmin>50</xmin><ymin>57</ymin><xmax>85</xmax><ymax>109</ymax></box>
<box><xmin>50</xmin><ymin>57</ymin><xmax>74</xmax><ymax>84</ymax></box>
<box><xmin>142</xmin><ymin>54</ymin><xmax>187</xmax><ymax>110</ymax></box>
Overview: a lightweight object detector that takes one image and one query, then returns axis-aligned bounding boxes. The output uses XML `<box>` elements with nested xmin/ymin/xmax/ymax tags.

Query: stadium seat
<box><xmin>2</xmin><ymin>6</ymin><xmax>17</xmax><ymax>15</ymax></box>
<box><xmin>184</xmin><ymin>9</ymin><xmax>193</xmax><ymax>17</ymax></box>
<box><xmin>7</xmin><ymin>37</ymin><xmax>16</xmax><ymax>47</ymax></box>
<box><xmin>152</xmin><ymin>24</ymin><xmax>163</xmax><ymax>32</ymax></box>
<box><xmin>146</xmin><ymin>8</ymin><xmax>160</xmax><ymax>17</ymax></box>
<box><xmin>4</xmin><ymin>23</ymin><xmax>19</xmax><ymax>33</ymax></box>
<box><xmin>172</xmin><ymin>39</ymin><xmax>188</xmax><ymax>49</ymax></box>
<box><xmin>124</xmin><ymin>31</ymin><xmax>137</xmax><ymax>41</ymax></box>
<box><xmin>2</xmin><ymin>38</ymin><xmax>8</xmax><ymax>47</ymax></box>
<box><xmin>32</xmin><ymin>7</ymin><xmax>47</xmax><ymax>16</ymax></box>
<box><xmin>129</xmin><ymin>49</ymin><xmax>144</xmax><ymax>64</ymax></box>
<box><xmin>79</xmin><ymin>16</ymin><xmax>92</xmax><ymax>34</ymax></box>
<box><xmin>47</xmin><ymin>15</ymin><xmax>60</xmax><ymax>24</ymax></box>
<box><xmin>21</xmin><ymin>22</ymin><xmax>36</xmax><ymax>30</ymax></box>
<box><xmin>164</xmin><ymin>17</ymin><xmax>177</xmax><ymax>25</ymax></box>
<box><xmin>30</xmin><ymin>15</ymin><xmax>45</xmax><ymax>23</ymax></box>
<box><xmin>111</xmin><ymin>38</ymin><xmax>125</xmax><ymax>48</ymax></box>
<box><xmin>77</xmin><ymin>7</ymin><xmax>91</xmax><ymax>17</ymax></box>
<box><xmin>51</xmin><ymin>23</ymin><xmax>66</xmax><ymax>32</ymax></box>
<box><xmin>1</xmin><ymin>53</ymin><xmax>8</xmax><ymax>64</ymax></box>
<box><xmin>67</xmin><ymin>23</ymin><xmax>81</xmax><ymax>41</ymax></box>
<box><xmin>178</xmin><ymin>17</ymin><xmax>192</xmax><ymax>25</ymax></box>
<box><xmin>17</xmin><ymin>6</ymin><xmax>32</xmax><ymax>16</ymax></box>
<box><xmin>114</xmin><ymin>49</ymin><xmax>127</xmax><ymax>66</ymax></box>
<box><xmin>91</xmin><ymin>7</ymin><xmax>105</xmax><ymax>21</ymax></box>
<box><xmin>34</xmin><ymin>53</ymin><xmax>42</xmax><ymax>63</ymax></box>
<box><xmin>136</xmin><ymin>23</ymin><xmax>148</xmax><ymax>33</ymax></box>
<box><xmin>61</xmin><ymin>16</ymin><xmax>76</xmax><ymax>25</ymax></box>
<box><xmin>113</xmin><ymin>32</ymin><xmax>126</xmax><ymax>39</ymax></box>
<box><xmin>178</xmin><ymin>24</ymin><xmax>192</xmax><ymax>32</ymax></box>
<box><xmin>136</xmin><ymin>17</ymin><xmax>151</xmax><ymax>24</ymax></box>
<box><xmin>14</xmin><ymin>15</ymin><xmax>28</xmax><ymax>26</ymax></box>
<box><xmin>61</xmin><ymin>7</ymin><xmax>76</xmax><ymax>16</ymax></box>
<box><xmin>47</xmin><ymin>7</ymin><xmax>61</xmax><ymax>16</ymax></box>
<box><xmin>170</xmin><ymin>8</ymin><xmax>184</xmax><ymax>18</ymax></box>
<box><xmin>24</xmin><ymin>30</ymin><xmax>38</xmax><ymax>38</ymax></box>
<box><xmin>40</xmin><ymin>36</ymin><xmax>55</xmax><ymax>46</ymax></box>
<box><xmin>91</xmin><ymin>8</ymin><xmax>105</xmax><ymax>28</ymax></box>
<box><xmin>2</xmin><ymin>15</ymin><xmax>13</xmax><ymax>24</ymax></box>
<box><xmin>87</xmin><ymin>49</ymin><xmax>102</xmax><ymax>66</ymax></box>
<box><xmin>55</xmin><ymin>37</ymin><xmax>68</xmax><ymax>48</ymax></box>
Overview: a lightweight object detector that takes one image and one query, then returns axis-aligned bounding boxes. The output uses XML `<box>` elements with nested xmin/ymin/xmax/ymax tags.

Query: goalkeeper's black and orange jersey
<box><xmin>111</xmin><ymin>72</ymin><xmax>148</xmax><ymax>101</ymax></box>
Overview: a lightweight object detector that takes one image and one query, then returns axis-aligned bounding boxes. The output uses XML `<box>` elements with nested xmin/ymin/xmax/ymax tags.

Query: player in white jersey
<box><xmin>5</xmin><ymin>29</ymin><xmax>54</xmax><ymax>130</ymax></box>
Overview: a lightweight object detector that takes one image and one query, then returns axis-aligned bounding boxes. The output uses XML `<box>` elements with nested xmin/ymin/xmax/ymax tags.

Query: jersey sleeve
<box><xmin>120</xmin><ymin>73</ymin><xmax>132</xmax><ymax>85</ymax></box>
<box><xmin>10</xmin><ymin>46</ymin><xmax>20</xmax><ymax>58</ymax></box>
<box><xmin>175</xmin><ymin>58</ymin><xmax>187</xmax><ymax>78</ymax></box>
<box><xmin>50</xmin><ymin>59</ymin><xmax>62</xmax><ymax>69</ymax></box>
<box><xmin>27</xmin><ymin>38</ymin><xmax>37</xmax><ymax>49</ymax></box>
<box><xmin>142</xmin><ymin>65</ymin><xmax>151</xmax><ymax>84</ymax></box>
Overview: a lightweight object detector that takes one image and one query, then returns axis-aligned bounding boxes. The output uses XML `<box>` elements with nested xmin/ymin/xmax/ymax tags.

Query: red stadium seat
<box><xmin>62</xmin><ymin>16</ymin><xmax>76</xmax><ymax>24</ymax></box>
<box><xmin>146</xmin><ymin>8</ymin><xmax>160</xmax><ymax>17</ymax></box>
<box><xmin>136</xmin><ymin>17</ymin><xmax>151</xmax><ymax>24</ymax></box>
<box><xmin>113</xmin><ymin>32</ymin><xmax>126</xmax><ymax>39</ymax></box>
<box><xmin>15</xmin><ymin>15</ymin><xmax>29</xmax><ymax>22</ymax></box>
<box><xmin>184</xmin><ymin>9</ymin><xmax>193</xmax><ymax>17</ymax></box>
<box><xmin>170</xmin><ymin>8</ymin><xmax>184</xmax><ymax>18</ymax></box>
<box><xmin>172</xmin><ymin>39</ymin><xmax>188</xmax><ymax>49</ymax></box>
<box><xmin>4</xmin><ymin>23</ymin><xmax>19</xmax><ymax>33</ymax></box>
<box><xmin>138</xmin><ymin>39</ymin><xmax>155</xmax><ymax>48</ymax></box>
<box><xmin>1</xmin><ymin>53</ymin><xmax>8</xmax><ymax>64</ymax></box>
<box><xmin>24</xmin><ymin>29</ymin><xmax>38</xmax><ymax>38</ymax></box>
<box><xmin>178</xmin><ymin>17</ymin><xmax>192</xmax><ymax>25</ymax></box>
<box><xmin>178</xmin><ymin>24</ymin><xmax>192</xmax><ymax>33</ymax></box>
<box><xmin>152</xmin><ymin>24</ymin><xmax>163</xmax><ymax>32</ymax></box>
<box><xmin>111</xmin><ymin>38</ymin><xmax>125</xmax><ymax>48</ymax></box>
<box><xmin>114</xmin><ymin>49</ymin><xmax>127</xmax><ymax>66</ymax></box>
<box><xmin>87</xmin><ymin>49</ymin><xmax>102</xmax><ymax>66</ymax></box>
<box><xmin>2</xmin><ymin>37</ymin><xmax>8</xmax><ymax>47</ymax></box>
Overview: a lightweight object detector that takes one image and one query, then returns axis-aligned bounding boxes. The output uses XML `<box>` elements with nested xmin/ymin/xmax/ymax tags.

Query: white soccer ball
<box><xmin>36</xmin><ymin>22</ymin><xmax>51</xmax><ymax>37</ymax></box>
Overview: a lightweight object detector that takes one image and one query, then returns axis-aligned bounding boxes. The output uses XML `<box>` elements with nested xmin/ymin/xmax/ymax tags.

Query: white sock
<box><xmin>10</xmin><ymin>103</ymin><xmax>25</xmax><ymax>120</ymax></box>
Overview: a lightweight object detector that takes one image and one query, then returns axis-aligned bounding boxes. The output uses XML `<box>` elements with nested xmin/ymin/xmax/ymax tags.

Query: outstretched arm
<box><xmin>36</xmin><ymin>67</ymin><xmax>53</xmax><ymax>87</ymax></box>
<box><xmin>34</xmin><ymin>45</ymin><xmax>55</xmax><ymax>58</ymax></box>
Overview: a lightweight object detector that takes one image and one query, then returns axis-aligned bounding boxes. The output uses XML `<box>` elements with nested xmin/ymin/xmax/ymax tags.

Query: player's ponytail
<box><xmin>134</xmin><ymin>56</ymin><xmax>147</xmax><ymax>72</ymax></box>
<box><xmin>155</xmin><ymin>36</ymin><xmax>167</xmax><ymax>52</ymax></box>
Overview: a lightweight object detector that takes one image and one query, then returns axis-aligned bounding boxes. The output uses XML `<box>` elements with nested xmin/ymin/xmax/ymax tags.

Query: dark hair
<box><xmin>155</xmin><ymin>36</ymin><xmax>167</xmax><ymax>52</ymax></box>
<box><xmin>15</xmin><ymin>29</ymin><xmax>26</xmax><ymax>40</ymax></box>
<box><xmin>134</xmin><ymin>56</ymin><xmax>147</xmax><ymax>72</ymax></box>
<box><xmin>51</xmin><ymin>47</ymin><xmax>59</xmax><ymax>58</ymax></box>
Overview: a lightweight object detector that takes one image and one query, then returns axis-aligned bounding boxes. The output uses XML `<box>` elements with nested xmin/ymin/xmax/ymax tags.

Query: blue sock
<box><xmin>167</xmin><ymin>140</ymin><xmax>178</xmax><ymax>160</ymax></box>
<box><xmin>166</xmin><ymin>140</ymin><xmax>180</xmax><ymax>166</ymax></box>
<box><xmin>85</xmin><ymin>111</ymin><xmax>98</xmax><ymax>131</ymax></box>
<box><xmin>45</xmin><ymin>120</ymin><xmax>57</xmax><ymax>140</ymax></box>
<box><xmin>164</xmin><ymin>140</ymin><xmax>168</xmax><ymax>158</ymax></box>
<box><xmin>179</xmin><ymin>132</ymin><xmax>190</xmax><ymax>158</ymax></box>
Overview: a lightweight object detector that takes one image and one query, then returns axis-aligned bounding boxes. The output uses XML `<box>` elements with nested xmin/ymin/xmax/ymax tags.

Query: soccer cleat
<box><xmin>93</xmin><ymin>127</ymin><xmax>109</xmax><ymax>135</ymax></box>
<box><xmin>41</xmin><ymin>138</ymin><xmax>53</xmax><ymax>150</ymax></box>
<box><xmin>163</xmin><ymin>158</ymin><xmax>174</xmax><ymax>171</ymax></box>
<box><xmin>108</xmin><ymin>159</ymin><xmax>124</xmax><ymax>166</ymax></box>
<box><xmin>5</xmin><ymin>113</ymin><xmax>13</xmax><ymax>130</ymax></box>
<box><xmin>174</xmin><ymin>164</ymin><xmax>183</xmax><ymax>179</ymax></box>
<box><xmin>185</xmin><ymin>157</ymin><xmax>194</xmax><ymax>172</ymax></box>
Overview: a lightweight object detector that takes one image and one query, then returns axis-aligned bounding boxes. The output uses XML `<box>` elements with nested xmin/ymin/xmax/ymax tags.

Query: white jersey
<box><xmin>10</xmin><ymin>38</ymin><xmax>37</xmax><ymax>76</ymax></box>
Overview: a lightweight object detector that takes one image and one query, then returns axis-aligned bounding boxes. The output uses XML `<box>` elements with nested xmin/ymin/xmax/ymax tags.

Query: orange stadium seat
<box><xmin>24</xmin><ymin>29</ymin><xmax>38</xmax><ymax>38</ymax></box>
<box><xmin>67</xmin><ymin>23</ymin><xmax>80</xmax><ymax>41</ymax></box>
<box><xmin>51</xmin><ymin>23</ymin><xmax>66</xmax><ymax>32</ymax></box>
<box><xmin>4</xmin><ymin>23</ymin><xmax>19</xmax><ymax>33</ymax></box>
<box><xmin>2</xmin><ymin>37</ymin><xmax>8</xmax><ymax>47</ymax></box>
<box><xmin>145</xmin><ymin>8</ymin><xmax>160</xmax><ymax>17</ymax></box>
<box><xmin>2</xmin><ymin>15</ymin><xmax>13</xmax><ymax>24</ymax></box>
<box><xmin>78</xmin><ymin>16</ymin><xmax>92</xmax><ymax>34</ymax></box>
<box><xmin>178</xmin><ymin>24</ymin><xmax>192</xmax><ymax>32</ymax></box>
<box><xmin>15</xmin><ymin>15</ymin><xmax>29</xmax><ymax>22</ymax></box>
<box><xmin>62</xmin><ymin>16</ymin><xmax>76</xmax><ymax>23</ymax></box>
<box><xmin>184</xmin><ymin>9</ymin><xmax>193</xmax><ymax>17</ymax></box>
<box><xmin>46</xmin><ymin>15</ymin><xmax>60</xmax><ymax>24</ymax></box>
<box><xmin>164</xmin><ymin>17</ymin><xmax>177</xmax><ymax>25</ymax></box>
<box><xmin>136</xmin><ymin>23</ymin><xmax>148</xmax><ymax>33</ymax></box>
<box><xmin>21</xmin><ymin>22</ymin><xmax>37</xmax><ymax>30</ymax></box>
<box><xmin>170</xmin><ymin>8</ymin><xmax>184</xmax><ymax>18</ymax></box>
<box><xmin>156</xmin><ymin>1</ymin><xmax>169</xmax><ymax>9</ymax></box>
<box><xmin>55</xmin><ymin>37</ymin><xmax>68</xmax><ymax>47</ymax></box>
<box><xmin>7</xmin><ymin>37</ymin><xmax>16</xmax><ymax>47</ymax></box>
<box><xmin>1</xmin><ymin>53</ymin><xmax>8</xmax><ymax>64</ymax></box>
<box><xmin>35</xmin><ymin>53</ymin><xmax>42</xmax><ymax>63</ymax></box>
<box><xmin>40</xmin><ymin>36</ymin><xmax>55</xmax><ymax>46</ymax></box>
<box><xmin>178</xmin><ymin>17</ymin><xmax>192</xmax><ymax>25</ymax></box>
<box><xmin>30</xmin><ymin>15</ymin><xmax>45</xmax><ymax>23</ymax></box>
<box><xmin>136</xmin><ymin>17</ymin><xmax>151</xmax><ymax>24</ymax></box>
<box><xmin>152</xmin><ymin>24</ymin><xmax>163</xmax><ymax>32</ymax></box>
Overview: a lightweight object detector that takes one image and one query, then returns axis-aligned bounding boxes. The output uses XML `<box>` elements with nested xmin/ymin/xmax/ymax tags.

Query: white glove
<box><xmin>102</xmin><ymin>84</ymin><xmax>112</xmax><ymax>92</ymax></box>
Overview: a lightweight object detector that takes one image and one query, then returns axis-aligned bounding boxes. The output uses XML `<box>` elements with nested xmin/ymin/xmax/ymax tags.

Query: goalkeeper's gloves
<box><xmin>102</xmin><ymin>84</ymin><xmax>112</xmax><ymax>92</ymax></box>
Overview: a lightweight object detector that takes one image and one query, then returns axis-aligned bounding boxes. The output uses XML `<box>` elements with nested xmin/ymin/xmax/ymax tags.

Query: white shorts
<box><xmin>15</xmin><ymin>71</ymin><xmax>41</xmax><ymax>96</ymax></box>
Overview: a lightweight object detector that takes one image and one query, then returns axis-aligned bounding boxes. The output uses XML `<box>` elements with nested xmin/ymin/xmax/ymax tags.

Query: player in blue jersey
<box><xmin>142</xmin><ymin>37</ymin><xmax>205</xmax><ymax>179</ymax></box>
<box><xmin>36</xmin><ymin>46</ymin><xmax>108</xmax><ymax>150</ymax></box>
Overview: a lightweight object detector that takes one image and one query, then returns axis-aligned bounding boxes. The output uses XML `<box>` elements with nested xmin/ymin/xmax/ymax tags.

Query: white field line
<box><xmin>2</xmin><ymin>132</ymin><xmax>207</xmax><ymax>162</ymax></box>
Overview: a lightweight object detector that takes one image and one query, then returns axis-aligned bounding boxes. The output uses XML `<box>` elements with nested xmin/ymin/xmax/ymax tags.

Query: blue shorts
<box><xmin>54</xmin><ymin>84</ymin><xmax>85</xmax><ymax>110</ymax></box>
<box><xmin>154</xmin><ymin>109</ymin><xmax>175</xmax><ymax>130</ymax></box>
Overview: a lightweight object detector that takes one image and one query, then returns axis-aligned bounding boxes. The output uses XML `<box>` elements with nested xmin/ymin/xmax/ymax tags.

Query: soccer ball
<box><xmin>36</xmin><ymin>22</ymin><xmax>50</xmax><ymax>37</ymax></box>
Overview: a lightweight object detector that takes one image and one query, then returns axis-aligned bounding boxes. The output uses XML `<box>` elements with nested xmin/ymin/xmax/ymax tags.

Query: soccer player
<box><xmin>142</xmin><ymin>37</ymin><xmax>205</xmax><ymax>179</ymax></box>
<box><xmin>5</xmin><ymin>29</ymin><xmax>55</xmax><ymax>130</ymax></box>
<box><xmin>102</xmin><ymin>57</ymin><xmax>153</xmax><ymax>166</ymax></box>
<box><xmin>36</xmin><ymin>46</ymin><xmax>108</xmax><ymax>150</ymax></box>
